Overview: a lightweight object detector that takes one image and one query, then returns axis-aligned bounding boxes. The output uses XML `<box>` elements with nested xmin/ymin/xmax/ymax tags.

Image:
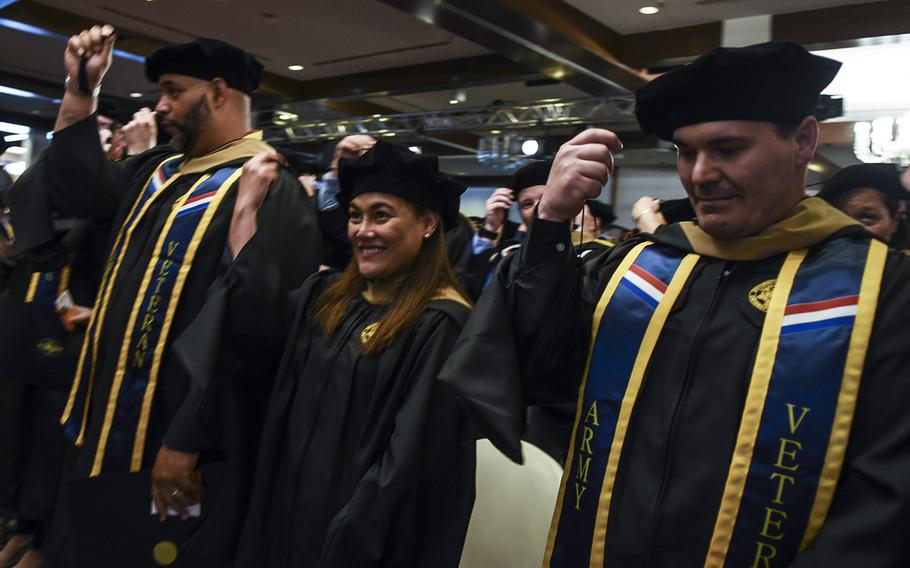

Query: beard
<box><xmin>166</xmin><ymin>95</ymin><xmax>211</xmax><ymax>154</ymax></box>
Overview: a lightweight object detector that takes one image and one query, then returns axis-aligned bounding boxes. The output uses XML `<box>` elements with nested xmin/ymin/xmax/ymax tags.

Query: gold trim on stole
<box><xmin>130</xmin><ymin>168</ymin><xmax>243</xmax><ymax>471</ymax></box>
<box><xmin>61</xmin><ymin>155</ymin><xmax>183</xmax><ymax>438</ymax></box>
<box><xmin>24</xmin><ymin>272</ymin><xmax>41</xmax><ymax>303</ymax></box>
<box><xmin>90</xmin><ymin>173</ymin><xmax>215</xmax><ymax>476</ymax></box>
<box><xmin>704</xmin><ymin>249</ymin><xmax>808</xmax><ymax>566</ymax></box>
<box><xmin>799</xmin><ymin>239</ymin><xmax>887</xmax><ymax>549</ymax></box>
<box><xmin>589</xmin><ymin>252</ymin><xmax>699</xmax><ymax>568</ymax></box>
<box><xmin>542</xmin><ymin>242</ymin><xmax>653</xmax><ymax>568</ymax></box>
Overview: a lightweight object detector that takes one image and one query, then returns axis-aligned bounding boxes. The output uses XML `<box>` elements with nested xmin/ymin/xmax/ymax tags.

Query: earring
<box><xmin>423</xmin><ymin>233</ymin><xmax>431</xmax><ymax>239</ymax></box>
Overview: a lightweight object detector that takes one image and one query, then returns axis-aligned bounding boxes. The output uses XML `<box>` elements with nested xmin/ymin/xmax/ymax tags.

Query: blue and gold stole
<box><xmin>24</xmin><ymin>266</ymin><xmax>71</xmax><ymax>308</ymax></box>
<box><xmin>61</xmin><ymin>156</ymin><xmax>243</xmax><ymax>475</ymax></box>
<box><xmin>543</xmin><ymin>237</ymin><xmax>886</xmax><ymax>568</ymax></box>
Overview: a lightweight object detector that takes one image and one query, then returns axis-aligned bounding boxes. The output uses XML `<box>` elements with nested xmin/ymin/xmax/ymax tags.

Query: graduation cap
<box><xmin>510</xmin><ymin>160</ymin><xmax>552</xmax><ymax>198</ymax></box>
<box><xmin>145</xmin><ymin>38</ymin><xmax>264</xmax><ymax>95</ymax></box>
<box><xmin>659</xmin><ymin>197</ymin><xmax>697</xmax><ymax>224</ymax></box>
<box><xmin>817</xmin><ymin>163</ymin><xmax>909</xmax><ymax>207</ymax></box>
<box><xmin>272</xmin><ymin>146</ymin><xmax>326</xmax><ymax>176</ymax></box>
<box><xmin>635</xmin><ymin>41</ymin><xmax>842</xmax><ymax>141</ymax></box>
<box><xmin>338</xmin><ymin>141</ymin><xmax>466</xmax><ymax>229</ymax></box>
<box><xmin>68</xmin><ymin>466</ymin><xmax>226</xmax><ymax>567</ymax></box>
<box><xmin>585</xmin><ymin>200</ymin><xmax>616</xmax><ymax>225</ymax></box>
<box><xmin>0</xmin><ymin>297</ymin><xmax>79</xmax><ymax>389</ymax></box>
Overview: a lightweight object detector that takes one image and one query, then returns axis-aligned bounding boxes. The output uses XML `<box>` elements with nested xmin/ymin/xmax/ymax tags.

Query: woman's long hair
<box><xmin>313</xmin><ymin>205</ymin><xmax>469</xmax><ymax>354</ymax></box>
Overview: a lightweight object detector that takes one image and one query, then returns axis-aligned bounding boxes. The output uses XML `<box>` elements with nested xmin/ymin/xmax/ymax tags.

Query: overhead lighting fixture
<box><xmin>3</xmin><ymin>133</ymin><xmax>28</xmax><ymax>142</ymax></box>
<box><xmin>490</xmin><ymin>130</ymin><xmax>501</xmax><ymax>135</ymax></box>
<box><xmin>288</xmin><ymin>64</ymin><xmax>304</xmax><ymax>71</ymax></box>
<box><xmin>4</xmin><ymin>146</ymin><xmax>27</xmax><ymax>155</ymax></box>
<box><xmin>0</xmin><ymin>121</ymin><xmax>30</xmax><ymax>135</ymax></box>
<box><xmin>449</xmin><ymin>88</ymin><xmax>467</xmax><ymax>105</ymax></box>
<box><xmin>639</xmin><ymin>6</ymin><xmax>660</xmax><ymax>15</ymax></box>
<box><xmin>129</xmin><ymin>92</ymin><xmax>143</xmax><ymax>98</ymax></box>
<box><xmin>521</xmin><ymin>139</ymin><xmax>540</xmax><ymax>156</ymax></box>
<box><xmin>408</xmin><ymin>145</ymin><xmax>422</xmax><ymax>154</ymax></box>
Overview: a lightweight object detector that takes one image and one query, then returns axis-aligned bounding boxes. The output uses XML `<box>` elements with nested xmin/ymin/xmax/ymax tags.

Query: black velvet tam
<box><xmin>635</xmin><ymin>41</ymin><xmax>841</xmax><ymax>141</ymax></box>
<box><xmin>338</xmin><ymin>141</ymin><xmax>465</xmax><ymax>229</ymax></box>
<box><xmin>145</xmin><ymin>37</ymin><xmax>264</xmax><ymax>95</ymax></box>
<box><xmin>510</xmin><ymin>160</ymin><xmax>552</xmax><ymax>197</ymax></box>
<box><xmin>819</xmin><ymin>163</ymin><xmax>910</xmax><ymax>204</ymax></box>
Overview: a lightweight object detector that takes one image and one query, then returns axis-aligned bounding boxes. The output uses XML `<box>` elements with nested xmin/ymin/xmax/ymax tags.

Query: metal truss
<box><xmin>262</xmin><ymin>96</ymin><xmax>637</xmax><ymax>142</ymax></box>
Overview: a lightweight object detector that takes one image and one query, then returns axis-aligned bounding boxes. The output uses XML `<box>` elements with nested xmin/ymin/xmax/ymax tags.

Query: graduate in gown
<box><xmin>441</xmin><ymin>42</ymin><xmax>910</xmax><ymax>566</ymax></box>
<box><xmin>177</xmin><ymin>140</ymin><xmax>476</xmax><ymax>567</ymax></box>
<box><xmin>7</xmin><ymin>27</ymin><xmax>320</xmax><ymax>566</ymax></box>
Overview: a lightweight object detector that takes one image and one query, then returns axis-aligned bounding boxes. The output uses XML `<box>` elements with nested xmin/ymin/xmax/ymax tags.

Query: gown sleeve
<box><xmin>7</xmin><ymin>114</ymin><xmax>160</xmax><ymax>259</ymax></box>
<box><xmin>164</xmin><ymin>171</ymin><xmax>322</xmax><ymax>452</ymax></box>
<box><xmin>439</xmin><ymin>213</ymin><xmax>621</xmax><ymax>462</ymax></box>
<box><xmin>787</xmin><ymin>251</ymin><xmax>910</xmax><ymax>567</ymax></box>
<box><xmin>317</xmin><ymin>311</ymin><xmax>473</xmax><ymax>568</ymax></box>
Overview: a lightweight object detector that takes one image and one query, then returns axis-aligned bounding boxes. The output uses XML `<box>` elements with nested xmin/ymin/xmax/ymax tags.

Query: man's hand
<box><xmin>122</xmin><ymin>108</ymin><xmax>158</xmax><ymax>156</ymax></box>
<box><xmin>483</xmin><ymin>188</ymin><xmax>514</xmax><ymax>234</ymax></box>
<box><xmin>330</xmin><ymin>135</ymin><xmax>376</xmax><ymax>175</ymax></box>
<box><xmin>230</xmin><ymin>152</ymin><xmax>283</xmax><ymax>258</ymax></box>
<box><xmin>298</xmin><ymin>173</ymin><xmax>317</xmax><ymax>198</ymax></box>
<box><xmin>538</xmin><ymin>129</ymin><xmax>622</xmax><ymax>223</ymax></box>
<box><xmin>64</xmin><ymin>25</ymin><xmax>116</xmax><ymax>94</ymax></box>
<box><xmin>60</xmin><ymin>305</ymin><xmax>93</xmax><ymax>332</ymax></box>
<box><xmin>151</xmin><ymin>445</ymin><xmax>202</xmax><ymax>521</ymax></box>
<box><xmin>236</xmin><ymin>151</ymin><xmax>282</xmax><ymax>213</ymax></box>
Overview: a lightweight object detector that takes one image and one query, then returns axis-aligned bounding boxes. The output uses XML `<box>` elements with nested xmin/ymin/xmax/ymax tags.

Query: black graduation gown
<box><xmin>176</xmin><ymin>240</ymin><xmax>475</xmax><ymax>568</ymax></box>
<box><xmin>441</xmin><ymin>201</ymin><xmax>910</xmax><ymax>566</ymax></box>
<box><xmin>7</xmin><ymin>114</ymin><xmax>321</xmax><ymax>566</ymax></box>
<box><xmin>0</xmin><ymin>207</ymin><xmax>104</xmax><ymax>528</ymax></box>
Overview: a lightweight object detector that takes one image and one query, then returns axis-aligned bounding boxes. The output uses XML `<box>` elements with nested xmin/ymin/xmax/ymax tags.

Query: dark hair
<box><xmin>313</xmin><ymin>205</ymin><xmax>470</xmax><ymax>354</ymax></box>
<box><xmin>830</xmin><ymin>187</ymin><xmax>900</xmax><ymax>218</ymax></box>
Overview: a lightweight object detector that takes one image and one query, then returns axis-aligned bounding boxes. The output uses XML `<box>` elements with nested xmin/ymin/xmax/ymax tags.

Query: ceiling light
<box><xmin>0</xmin><ymin>121</ymin><xmax>30</xmax><ymax>135</ymax></box>
<box><xmin>288</xmin><ymin>64</ymin><xmax>304</xmax><ymax>71</ymax></box>
<box><xmin>4</xmin><ymin>146</ymin><xmax>27</xmax><ymax>155</ymax></box>
<box><xmin>490</xmin><ymin>130</ymin><xmax>501</xmax><ymax>135</ymax></box>
<box><xmin>639</xmin><ymin>6</ymin><xmax>660</xmax><ymax>15</ymax></box>
<box><xmin>129</xmin><ymin>92</ymin><xmax>142</xmax><ymax>98</ymax></box>
<box><xmin>449</xmin><ymin>88</ymin><xmax>467</xmax><ymax>105</ymax></box>
<box><xmin>3</xmin><ymin>133</ymin><xmax>28</xmax><ymax>142</ymax></box>
<box><xmin>408</xmin><ymin>145</ymin><xmax>422</xmax><ymax>154</ymax></box>
<box><xmin>521</xmin><ymin>139</ymin><xmax>540</xmax><ymax>156</ymax></box>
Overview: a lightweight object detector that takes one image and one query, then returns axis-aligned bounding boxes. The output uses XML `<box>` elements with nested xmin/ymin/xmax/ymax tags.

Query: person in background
<box><xmin>175</xmin><ymin>141</ymin><xmax>476</xmax><ymax>566</ymax></box>
<box><xmin>573</xmin><ymin>200</ymin><xmax>616</xmax><ymax>241</ymax></box>
<box><xmin>463</xmin><ymin>160</ymin><xmax>551</xmax><ymax>300</ymax></box>
<box><xmin>817</xmin><ymin>162</ymin><xmax>909</xmax><ymax>249</ymax></box>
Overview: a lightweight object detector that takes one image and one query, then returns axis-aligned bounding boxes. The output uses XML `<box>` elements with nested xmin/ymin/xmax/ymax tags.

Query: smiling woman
<box><xmin>174</xmin><ymin>138</ymin><xmax>475</xmax><ymax>567</ymax></box>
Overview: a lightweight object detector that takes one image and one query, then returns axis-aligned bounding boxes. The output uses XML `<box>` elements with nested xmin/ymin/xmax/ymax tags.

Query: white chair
<box><xmin>460</xmin><ymin>439</ymin><xmax>564</xmax><ymax>568</ymax></box>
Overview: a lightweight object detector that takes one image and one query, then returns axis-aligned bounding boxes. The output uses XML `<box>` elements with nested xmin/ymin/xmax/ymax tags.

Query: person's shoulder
<box><xmin>425</xmin><ymin>288</ymin><xmax>472</xmax><ymax>328</ymax></box>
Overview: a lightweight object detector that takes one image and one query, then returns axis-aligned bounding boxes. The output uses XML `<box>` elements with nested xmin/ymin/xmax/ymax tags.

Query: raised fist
<box><xmin>331</xmin><ymin>135</ymin><xmax>377</xmax><ymax>175</ymax></box>
<box><xmin>64</xmin><ymin>24</ymin><xmax>116</xmax><ymax>94</ymax></box>
<box><xmin>236</xmin><ymin>151</ymin><xmax>283</xmax><ymax>213</ymax></box>
<box><xmin>538</xmin><ymin>129</ymin><xmax>622</xmax><ymax>223</ymax></box>
<box><xmin>122</xmin><ymin>107</ymin><xmax>158</xmax><ymax>155</ymax></box>
<box><xmin>483</xmin><ymin>187</ymin><xmax>514</xmax><ymax>233</ymax></box>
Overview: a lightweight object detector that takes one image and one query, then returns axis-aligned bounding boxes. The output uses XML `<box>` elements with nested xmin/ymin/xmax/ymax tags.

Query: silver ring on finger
<box><xmin>170</xmin><ymin>488</ymin><xmax>182</xmax><ymax>497</ymax></box>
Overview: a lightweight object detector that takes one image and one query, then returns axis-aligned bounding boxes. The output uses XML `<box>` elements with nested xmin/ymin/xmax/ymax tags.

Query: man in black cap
<box><xmin>818</xmin><ymin>163</ymin><xmax>909</xmax><ymax>248</ymax></box>
<box><xmin>462</xmin><ymin>160</ymin><xmax>551</xmax><ymax>300</ymax></box>
<box><xmin>442</xmin><ymin>41</ymin><xmax>910</xmax><ymax>566</ymax></box>
<box><xmin>8</xmin><ymin>25</ymin><xmax>320</xmax><ymax>566</ymax></box>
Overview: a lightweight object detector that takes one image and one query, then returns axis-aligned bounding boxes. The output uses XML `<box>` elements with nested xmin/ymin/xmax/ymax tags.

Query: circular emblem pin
<box><xmin>152</xmin><ymin>540</ymin><xmax>178</xmax><ymax>565</ymax></box>
<box><xmin>360</xmin><ymin>322</ymin><xmax>380</xmax><ymax>345</ymax></box>
<box><xmin>748</xmin><ymin>279</ymin><xmax>776</xmax><ymax>313</ymax></box>
<box><xmin>36</xmin><ymin>338</ymin><xmax>63</xmax><ymax>358</ymax></box>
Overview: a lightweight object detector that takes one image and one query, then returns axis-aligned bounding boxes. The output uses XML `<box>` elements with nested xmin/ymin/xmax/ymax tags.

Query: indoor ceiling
<box><xmin>566</xmin><ymin>0</ymin><xmax>882</xmax><ymax>35</ymax></box>
<box><xmin>1</xmin><ymin>0</ymin><xmax>908</xmax><ymax>174</ymax></box>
